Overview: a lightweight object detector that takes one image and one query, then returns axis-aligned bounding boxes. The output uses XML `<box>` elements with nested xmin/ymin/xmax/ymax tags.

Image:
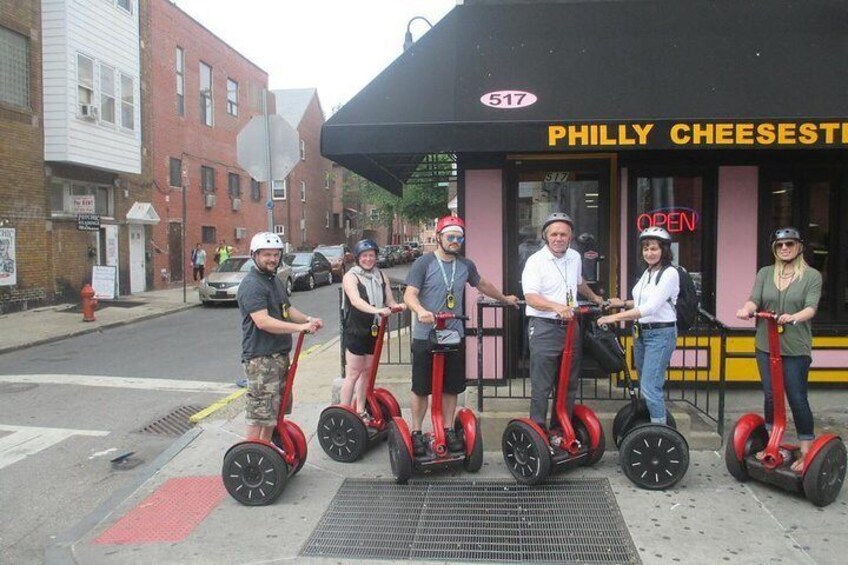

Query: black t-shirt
<box><xmin>237</xmin><ymin>267</ymin><xmax>292</xmax><ymax>361</ymax></box>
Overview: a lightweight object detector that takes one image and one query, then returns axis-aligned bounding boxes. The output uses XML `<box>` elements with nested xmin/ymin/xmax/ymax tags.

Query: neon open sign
<box><xmin>636</xmin><ymin>207</ymin><xmax>699</xmax><ymax>233</ymax></box>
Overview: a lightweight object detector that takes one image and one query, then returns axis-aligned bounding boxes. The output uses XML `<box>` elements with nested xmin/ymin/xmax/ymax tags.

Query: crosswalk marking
<box><xmin>0</xmin><ymin>424</ymin><xmax>109</xmax><ymax>470</ymax></box>
<box><xmin>0</xmin><ymin>374</ymin><xmax>236</xmax><ymax>394</ymax></box>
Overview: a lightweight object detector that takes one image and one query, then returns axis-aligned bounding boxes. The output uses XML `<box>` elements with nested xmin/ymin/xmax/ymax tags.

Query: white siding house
<box><xmin>42</xmin><ymin>0</ymin><xmax>141</xmax><ymax>174</ymax></box>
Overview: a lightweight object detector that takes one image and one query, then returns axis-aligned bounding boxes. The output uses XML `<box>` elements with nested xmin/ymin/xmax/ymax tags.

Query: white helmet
<box><xmin>638</xmin><ymin>226</ymin><xmax>672</xmax><ymax>244</ymax></box>
<box><xmin>249</xmin><ymin>232</ymin><xmax>284</xmax><ymax>254</ymax></box>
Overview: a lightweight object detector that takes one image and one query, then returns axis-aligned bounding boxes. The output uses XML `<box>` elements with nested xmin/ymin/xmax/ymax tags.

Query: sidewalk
<box><xmin>2</xmin><ymin>287</ymin><xmax>846</xmax><ymax>564</ymax></box>
<box><xmin>0</xmin><ymin>285</ymin><xmax>200</xmax><ymax>354</ymax></box>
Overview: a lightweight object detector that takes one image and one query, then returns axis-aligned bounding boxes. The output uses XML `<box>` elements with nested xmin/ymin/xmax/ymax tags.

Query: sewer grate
<box><xmin>133</xmin><ymin>405</ymin><xmax>204</xmax><ymax>436</ymax></box>
<box><xmin>301</xmin><ymin>478</ymin><xmax>640</xmax><ymax>564</ymax></box>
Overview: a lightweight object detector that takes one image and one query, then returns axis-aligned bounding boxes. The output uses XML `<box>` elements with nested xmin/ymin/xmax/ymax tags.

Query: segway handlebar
<box><xmin>435</xmin><ymin>311</ymin><xmax>469</xmax><ymax>322</ymax></box>
<box><xmin>753</xmin><ymin>311</ymin><xmax>797</xmax><ymax>325</ymax></box>
<box><xmin>379</xmin><ymin>304</ymin><xmax>405</xmax><ymax>317</ymax></box>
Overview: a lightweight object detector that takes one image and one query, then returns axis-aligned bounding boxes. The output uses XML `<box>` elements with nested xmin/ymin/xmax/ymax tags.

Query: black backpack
<box><xmin>659</xmin><ymin>265</ymin><xmax>698</xmax><ymax>331</ymax></box>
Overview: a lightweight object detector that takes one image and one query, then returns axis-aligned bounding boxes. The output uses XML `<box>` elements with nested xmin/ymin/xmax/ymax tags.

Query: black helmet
<box><xmin>638</xmin><ymin>226</ymin><xmax>672</xmax><ymax>244</ymax></box>
<box><xmin>771</xmin><ymin>227</ymin><xmax>803</xmax><ymax>245</ymax></box>
<box><xmin>353</xmin><ymin>239</ymin><xmax>379</xmax><ymax>259</ymax></box>
<box><xmin>542</xmin><ymin>212</ymin><xmax>574</xmax><ymax>234</ymax></box>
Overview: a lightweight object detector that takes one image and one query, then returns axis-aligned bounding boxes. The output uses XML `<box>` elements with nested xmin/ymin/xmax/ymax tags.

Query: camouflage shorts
<box><xmin>243</xmin><ymin>353</ymin><xmax>290</xmax><ymax>427</ymax></box>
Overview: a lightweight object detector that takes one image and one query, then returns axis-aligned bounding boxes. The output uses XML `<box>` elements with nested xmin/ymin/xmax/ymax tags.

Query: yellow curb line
<box><xmin>190</xmin><ymin>389</ymin><xmax>246</xmax><ymax>423</ymax></box>
<box><xmin>190</xmin><ymin>340</ymin><xmax>327</xmax><ymax>423</ymax></box>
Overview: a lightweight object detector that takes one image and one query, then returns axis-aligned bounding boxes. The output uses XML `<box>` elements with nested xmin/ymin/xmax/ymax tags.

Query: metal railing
<box><xmin>474</xmin><ymin>299</ymin><xmax>729</xmax><ymax>437</ymax></box>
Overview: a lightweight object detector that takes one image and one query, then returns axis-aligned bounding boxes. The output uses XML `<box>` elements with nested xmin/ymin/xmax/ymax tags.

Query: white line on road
<box><xmin>0</xmin><ymin>424</ymin><xmax>109</xmax><ymax>470</ymax></box>
<box><xmin>0</xmin><ymin>374</ymin><xmax>237</xmax><ymax>393</ymax></box>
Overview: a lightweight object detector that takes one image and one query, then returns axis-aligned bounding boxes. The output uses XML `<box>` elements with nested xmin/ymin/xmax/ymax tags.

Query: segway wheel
<box><xmin>620</xmin><ymin>424</ymin><xmax>689</xmax><ymax>490</ymax></box>
<box><xmin>222</xmin><ymin>442</ymin><xmax>288</xmax><ymax>506</ymax></box>
<box><xmin>502</xmin><ymin>421</ymin><xmax>551</xmax><ymax>485</ymax></box>
<box><xmin>724</xmin><ymin>422</ymin><xmax>768</xmax><ymax>482</ymax></box>
<box><xmin>462</xmin><ymin>418</ymin><xmax>484</xmax><ymax>473</ymax></box>
<box><xmin>317</xmin><ymin>407</ymin><xmax>368</xmax><ymax>463</ymax></box>
<box><xmin>612</xmin><ymin>399</ymin><xmax>677</xmax><ymax>447</ymax></box>
<box><xmin>387</xmin><ymin>421</ymin><xmax>413</xmax><ymax>484</ymax></box>
<box><xmin>573</xmin><ymin>416</ymin><xmax>605</xmax><ymax>466</ymax></box>
<box><xmin>803</xmin><ymin>438</ymin><xmax>847</xmax><ymax>507</ymax></box>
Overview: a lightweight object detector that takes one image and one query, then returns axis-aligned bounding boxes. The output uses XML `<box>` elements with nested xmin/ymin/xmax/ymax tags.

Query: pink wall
<box><xmin>717</xmin><ymin>167</ymin><xmax>759</xmax><ymax>326</ymax></box>
<box><xmin>464</xmin><ymin>169</ymin><xmax>504</xmax><ymax>379</ymax></box>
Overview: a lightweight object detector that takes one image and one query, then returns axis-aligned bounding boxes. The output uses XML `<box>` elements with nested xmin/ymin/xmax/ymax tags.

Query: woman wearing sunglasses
<box><xmin>735</xmin><ymin>227</ymin><xmax>822</xmax><ymax>471</ymax></box>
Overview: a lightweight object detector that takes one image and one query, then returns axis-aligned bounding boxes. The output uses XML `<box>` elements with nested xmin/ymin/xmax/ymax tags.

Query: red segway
<box><xmin>387</xmin><ymin>312</ymin><xmax>484</xmax><ymax>484</ymax></box>
<box><xmin>222</xmin><ymin>332</ymin><xmax>308</xmax><ymax>506</ymax></box>
<box><xmin>501</xmin><ymin>305</ymin><xmax>606</xmax><ymax>485</ymax></box>
<box><xmin>317</xmin><ymin>305</ymin><xmax>405</xmax><ymax>462</ymax></box>
<box><xmin>725</xmin><ymin>312</ymin><xmax>846</xmax><ymax>506</ymax></box>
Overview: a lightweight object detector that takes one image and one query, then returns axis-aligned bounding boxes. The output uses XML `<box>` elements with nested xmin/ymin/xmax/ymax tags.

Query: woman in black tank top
<box><xmin>341</xmin><ymin>240</ymin><xmax>405</xmax><ymax>419</ymax></box>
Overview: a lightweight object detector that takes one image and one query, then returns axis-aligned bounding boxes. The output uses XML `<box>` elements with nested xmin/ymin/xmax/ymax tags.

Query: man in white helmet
<box><xmin>521</xmin><ymin>212</ymin><xmax>604</xmax><ymax>435</ymax></box>
<box><xmin>237</xmin><ymin>231</ymin><xmax>323</xmax><ymax>441</ymax></box>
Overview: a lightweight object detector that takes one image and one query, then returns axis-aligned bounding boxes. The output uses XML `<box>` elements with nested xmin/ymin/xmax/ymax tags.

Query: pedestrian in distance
<box><xmin>191</xmin><ymin>243</ymin><xmax>206</xmax><ymax>282</ymax></box>
<box><xmin>404</xmin><ymin>215</ymin><xmax>519</xmax><ymax>455</ymax></box>
<box><xmin>215</xmin><ymin>240</ymin><xmax>233</xmax><ymax>265</ymax></box>
<box><xmin>597</xmin><ymin>226</ymin><xmax>680</xmax><ymax>424</ymax></box>
<box><xmin>341</xmin><ymin>239</ymin><xmax>406</xmax><ymax>419</ymax></box>
<box><xmin>735</xmin><ymin>227</ymin><xmax>822</xmax><ymax>472</ymax></box>
<box><xmin>522</xmin><ymin>212</ymin><xmax>605</xmax><ymax>433</ymax></box>
<box><xmin>237</xmin><ymin>232</ymin><xmax>323</xmax><ymax>442</ymax></box>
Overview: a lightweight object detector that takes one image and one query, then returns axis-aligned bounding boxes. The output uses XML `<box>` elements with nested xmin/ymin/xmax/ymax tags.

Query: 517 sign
<box><xmin>480</xmin><ymin>90</ymin><xmax>538</xmax><ymax>109</ymax></box>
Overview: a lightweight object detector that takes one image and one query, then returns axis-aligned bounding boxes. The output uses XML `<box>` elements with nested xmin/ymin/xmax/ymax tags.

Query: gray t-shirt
<box><xmin>405</xmin><ymin>252</ymin><xmax>481</xmax><ymax>340</ymax></box>
<box><xmin>237</xmin><ymin>267</ymin><xmax>292</xmax><ymax>361</ymax></box>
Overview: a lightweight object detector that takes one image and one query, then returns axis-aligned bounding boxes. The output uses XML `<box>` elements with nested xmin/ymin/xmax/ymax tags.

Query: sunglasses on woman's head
<box><xmin>445</xmin><ymin>234</ymin><xmax>464</xmax><ymax>243</ymax></box>
<box><xmin>774</xmin><ymin>240</ymin><xmax>796</xmax><ymax>249</ymax></box>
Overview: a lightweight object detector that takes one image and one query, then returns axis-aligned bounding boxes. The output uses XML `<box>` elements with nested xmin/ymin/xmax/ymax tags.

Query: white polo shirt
<box><xmin>521</xmin><ymin>245</ymin><xmax>582</xmax><ymax>319</ymax></box>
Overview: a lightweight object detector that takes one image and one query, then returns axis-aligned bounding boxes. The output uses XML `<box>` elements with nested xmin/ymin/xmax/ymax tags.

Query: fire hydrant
<box><xmin>81</xmin><ymin>284</ymin><xmax>98</xmax><ymax>322</ymax></box>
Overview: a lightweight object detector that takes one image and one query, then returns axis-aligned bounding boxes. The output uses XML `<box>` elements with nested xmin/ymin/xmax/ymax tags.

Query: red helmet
<box><xmin>436</xmin><ymin>215</ymin><xmax>465</xmax><ymax>234</ymax></box>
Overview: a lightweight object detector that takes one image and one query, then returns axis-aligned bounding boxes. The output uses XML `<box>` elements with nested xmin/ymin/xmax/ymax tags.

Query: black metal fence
<box><xmin>473</xmin><ymin>299</ymin><xmax>729</xmax><ymax>437</ymax></box>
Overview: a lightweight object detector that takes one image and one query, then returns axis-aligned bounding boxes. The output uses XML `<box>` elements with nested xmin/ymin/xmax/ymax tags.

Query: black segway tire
<box><xmin>619</xmin><ymin>424</ymin><xmax>689</xmax><ymax>490</ymax></box>
<box><xmin>803</xmin><ymin>438</ymin><xmax>847</xmax><ymax>507</ymax></box>
<box><xmin>613</xmin><ymin>399</ymin><xmax>677</xmax><ymax>447</ymax></box>
<box><xmin>222</xmin><ymin>442</ymin><xmax>288</xmax><ymax>506</ymax></box>
<box><xmin>502</xmin><ymin>421</ymin><xmax>551</xmax><ymax>485</ymax></box>
<box><xmin>462</xmin><ymin>418</ymin><xmax>484</xmax><ymax>472</ymax></box>
<box><xmin>573</xmin><ymin>416</ymin><xmax>606</xmax><ymax>466</ymax></box>
<box><xmin>317</xmin><ymin>407</ymin><xmax>368</xmax><ymax>463</ymax></box>
<box><xmin>388</xmin><ymin>421</ymin><xmax>413</xmax><ymax>484</ymax></box>
<box><xmin>724</xmin><ymin>422</ymin><xmax>768</xmax><ymax>482</ymax></box>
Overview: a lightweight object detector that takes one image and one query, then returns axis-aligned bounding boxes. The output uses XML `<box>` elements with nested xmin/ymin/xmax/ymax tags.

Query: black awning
<box><xmin>322</xmin><ymin>0</ymin><xmax>848</xmax><ymax>191</ymax></box>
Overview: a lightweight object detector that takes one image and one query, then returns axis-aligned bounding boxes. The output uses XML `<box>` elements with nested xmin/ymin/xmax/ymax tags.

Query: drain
<box><xmin>134</xmin><ymin>405</ymin><xmax>205</xmax><ymax>436</ymax></box>
<box><xmin>301</xmin><ymin>478</ymin><xmax>640</xmax><ymax>564</ymax></box>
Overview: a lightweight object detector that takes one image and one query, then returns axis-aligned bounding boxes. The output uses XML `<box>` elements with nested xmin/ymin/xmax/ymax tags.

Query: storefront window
<box><xmin>630</xmin><ymin>170</ymin><xmax>714</xmax><ymax>310</ymax></box>
<box><xmin>760</xmin><ymin>167</ymin><xmax>845</xmax><ymax>324</ymax></box>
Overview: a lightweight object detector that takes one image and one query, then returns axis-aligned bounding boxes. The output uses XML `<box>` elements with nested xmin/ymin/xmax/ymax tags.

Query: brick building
<box><xmin>145</xmin><ymin>0</ymin><xmax>270</xmax><ymax>288</ymax></box>
<box><xmin>271</xmin><ymin>88</ymin><xmax>344</xmax><ymax>250</ymax></box>
<box><xmin>0</xmin><ymin>1</ymin><xmax>47</xmax><ymax>312</ymax></box>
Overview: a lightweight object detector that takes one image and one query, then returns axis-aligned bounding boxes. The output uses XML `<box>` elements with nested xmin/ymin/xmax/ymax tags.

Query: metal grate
<box><xmin>301</xmin><ymin>478</ymin><xmax>640</xmax><ymax>564</ymax></box>
<box><xmin>133</xmin><ymin>405</ymin><xmax>204</xmax><ymax>436</ymax></box>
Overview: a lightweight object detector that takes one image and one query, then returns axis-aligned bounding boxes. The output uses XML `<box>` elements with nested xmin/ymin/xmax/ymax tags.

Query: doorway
<box><xmin>168</xmin><ymin>222</ymin><xmax>183</xmax><ymax>282</ymax></box>
<box><xmin>129</xmin><ymin>224</ymin><xmax>145</xmax><ymax>293</ymax></box>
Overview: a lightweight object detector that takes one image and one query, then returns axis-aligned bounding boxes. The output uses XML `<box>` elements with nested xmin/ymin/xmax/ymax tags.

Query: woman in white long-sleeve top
<box><xmin>597</xmin><ymin>227</ymin><xmax>680</xmax><ymax>424</ymax></box>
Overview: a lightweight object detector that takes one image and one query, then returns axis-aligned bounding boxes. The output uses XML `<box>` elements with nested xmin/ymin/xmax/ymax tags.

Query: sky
<box><xmin>173</xmin><ymin>0</ymin><xmax>458</xmax><ymax>114</ymax></box>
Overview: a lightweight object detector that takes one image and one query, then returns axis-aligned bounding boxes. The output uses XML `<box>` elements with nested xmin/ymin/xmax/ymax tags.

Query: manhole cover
<box><xmin>301</xmin><ymin>478</ymin><xmax>640</xmax><ymax>564</ymax></box>
<box><xmin>133</xmin><ymin>405</ymin><xmax>205</xmax><ymax>436</ymax></box>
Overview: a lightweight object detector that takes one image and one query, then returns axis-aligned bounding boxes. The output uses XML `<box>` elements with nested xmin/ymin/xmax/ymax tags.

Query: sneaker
<box><xmin>235</xmin><ymin>378</ymin><xmax>248</xmax><ymax>388</ymax></box>
<box><xmin>358</xmin><ymin>411</ymin><xmax>373</xmax><ymax>424</ymax></box>
<box><xmin>412</xmin><ymin>431</ymin><xmax>427</xmax><ymax>457</ymax></box>
<box><xmin>445</xmin><ymin>428</ymin><xmax>464</xmax><ymax>452</ymax></box>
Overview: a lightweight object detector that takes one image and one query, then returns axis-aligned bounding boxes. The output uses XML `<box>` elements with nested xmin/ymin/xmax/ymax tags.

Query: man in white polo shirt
<box><xmin>521</xmin><ymin>212</ymin><xmax>605</xmax><ymax>433</ymax></box>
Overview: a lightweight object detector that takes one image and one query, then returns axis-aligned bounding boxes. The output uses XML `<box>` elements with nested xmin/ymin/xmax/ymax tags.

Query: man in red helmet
<box><xmin>404</xmin><ymin>215</ymin><xmax>518</xmax><ymax>455</ymax></box>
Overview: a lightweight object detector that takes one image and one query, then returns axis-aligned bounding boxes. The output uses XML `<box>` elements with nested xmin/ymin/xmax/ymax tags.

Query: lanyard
<box><xmin>437</xmin><ymin>258</ymin><xmax>456</xmax><ymax>294</ymax></box>
<box><xmin>551</xmin><ymin>255</ymin><xmax>575</xmax><ymax>306</ymax></box>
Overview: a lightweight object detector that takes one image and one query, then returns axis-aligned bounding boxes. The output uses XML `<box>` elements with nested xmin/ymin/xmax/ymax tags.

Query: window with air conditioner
<box><xmin>0</xmin><ymin>26</ymin><xmax>30</xmax><ymax>109</ymax></box>
<box><xmin>77</xmin><ymin>53</ymin><xmax>94</xmax><ymax>116</ymax></box>
<box><xmin>228</xmin><ymin>173</ymin><xmax>241</xmax><ymax>198</ymax></box>
<box><xmin>201</xmin><ymin>166</ymin><xmax>215</xmax><ymax>192</ymax></box>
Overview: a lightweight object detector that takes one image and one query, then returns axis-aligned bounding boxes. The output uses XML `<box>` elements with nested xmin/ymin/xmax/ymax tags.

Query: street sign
<box><xmin>266</xmin><ymin>200</ymin><xmax>274</xmax><ymax>210</ymax></box>
<box><xmin>237</xmin><ymin>114</ymin><xmax>300</xmax><ymax>182</ymax></box>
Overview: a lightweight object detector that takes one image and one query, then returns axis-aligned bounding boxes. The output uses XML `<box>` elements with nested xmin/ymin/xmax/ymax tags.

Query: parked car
<box><xmin>198</xmin><ymin>255</ymin><xmax>294</xmax><ymax>305</ymax></box>
<box><xmin>406</xmin><ymin>241</ymin><xmax>422</xmax><ymax>257</ymax></box>
<box><xmin>283</xmin><ymin>251</ymin><xmax>333</xmax><ymax>290</ymax></box>
<box><xmin>384</xmin><ymin>245</ymin><xmax>405</xmax><ymax>265</ymax></box>
<box><xmin>313</xmin><ymin>244</ymin><xmax>354</xmax><ymax>282</ymax></box>
<box><xmin>377</xmin><ymin>246</ymin><xmax>395</xmax><ymax>268</ymax></box>
<box><xmin>400</xmin><ymin>244</ymin><xmax>415</xmax><ymax>263</ymax></box>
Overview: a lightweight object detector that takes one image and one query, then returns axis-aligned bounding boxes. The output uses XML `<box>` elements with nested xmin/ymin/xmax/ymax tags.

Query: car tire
<box><xmin>285</xmin><ymin>278</ymin><xmax>293</xmax><ymax>295</ymax></box>
<box><xmin>307</xmin><ymin>274</ymin><xmax>315</xmax><ymax>290</ymax></box>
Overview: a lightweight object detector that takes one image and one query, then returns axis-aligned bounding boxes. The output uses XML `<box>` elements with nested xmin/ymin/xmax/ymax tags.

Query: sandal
<box><xmin>791</xmin><ymin>456</ymin><xmax>805</xmax><ymax>472</ymax></box>
<box><xmin>755</xmin><ymin>450</ymin><xmax>767</xmax><ymax>461</ymax></box>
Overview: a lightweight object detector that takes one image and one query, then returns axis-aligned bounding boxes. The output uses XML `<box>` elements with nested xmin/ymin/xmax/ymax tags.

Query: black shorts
<box><xmin>411</xmin><ymin>338</ymin><xmax>467</xmax><ymax>396</ymax></box>
<box><xmin>344</xmin><ymin>333</ymin><xmax>377</xmax><ymax>356</ymax></box>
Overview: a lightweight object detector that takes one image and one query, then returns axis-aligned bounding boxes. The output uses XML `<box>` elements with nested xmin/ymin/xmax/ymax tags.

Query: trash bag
<box><xmin>583</xmin><ymin>322</ymin><xmax>626</xmax><ymax>374</ymax></box>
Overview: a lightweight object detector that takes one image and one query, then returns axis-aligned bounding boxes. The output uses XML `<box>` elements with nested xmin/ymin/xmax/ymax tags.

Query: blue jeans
<box><xmin>755</xmin><ymin>351</ymin><xmax>814</xmax><ymax>440</ymax></box>
<box><xmin>634</xmin><ymin>326</ymin><xmax>677</xmax><ymax>424</ymax></box>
